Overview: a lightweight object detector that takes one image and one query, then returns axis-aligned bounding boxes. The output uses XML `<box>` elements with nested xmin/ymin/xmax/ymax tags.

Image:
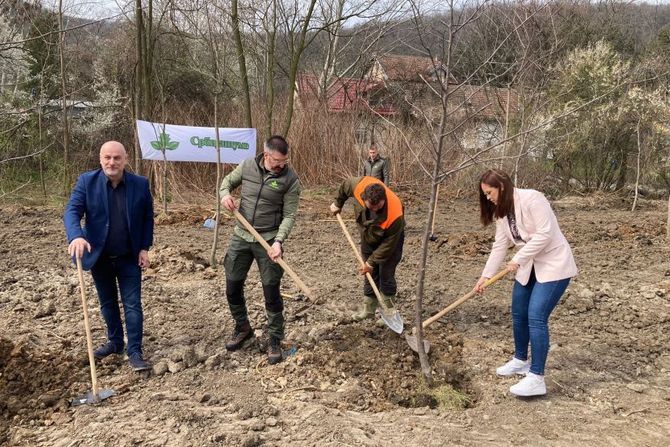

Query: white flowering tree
<box><xmin>0</xmin><ymin>13</ymin><xmax>36</xmax><ymax>197</ymax></box>
<box><xmin>624</xmin><ymin>87</ymin><xmax>670</xmax><ymax>211</ymax></box>
<box><xmin>544</xmin><ymin>40</ymin><xmax>670</xmax><ymax>197</ymax></box>
<box><xmin>543</xmin><ymin>41</ymin><xmax>635</xmax><ymax>191</ymax></box>
<box><xmin>0</xmin><ymin>15</ymin><xmax>28</xmax><ymax>99</ymax></box>
<box><xmin>71</xmin><ymin>60</ymin><xmax>123</xmax><ymax>136</ymax></box>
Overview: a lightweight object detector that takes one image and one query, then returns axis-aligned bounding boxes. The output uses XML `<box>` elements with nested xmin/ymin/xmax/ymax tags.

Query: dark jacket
<box><xmin>363</xmin><ymin>156</ymin><xmax>390</xmax><ymax>185</ymax></box>
<box><xmin>334</xmin><ymin>176</ymin><xmax>404</xmax><ymax>267</ymax></box>
<box><xmin>64</xmin><ymin>169</ymin><xmax>154</xmax><ymax>270</ymax></box>
<box><xmin>238</xmin><ymin>154</ymin><xmax>299</xmax><ymax>233</ymax></box>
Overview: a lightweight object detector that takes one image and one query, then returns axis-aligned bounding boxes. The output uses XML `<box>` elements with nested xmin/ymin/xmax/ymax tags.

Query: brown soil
<box><xmin>1</xmin><ymin>192</ymin><xmax>669</xmax><ymax>446</ymax></box>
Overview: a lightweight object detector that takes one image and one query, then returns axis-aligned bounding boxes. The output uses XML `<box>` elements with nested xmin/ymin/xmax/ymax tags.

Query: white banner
<box><xmin>137</xmin><ymin>120</ymin><xmax>256</xmax><ymax>164</ymax></box>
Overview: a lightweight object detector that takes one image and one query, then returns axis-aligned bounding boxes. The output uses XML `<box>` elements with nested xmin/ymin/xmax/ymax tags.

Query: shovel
<box><xmin>233</xmin><ymin>210</ymin><xmax>314</xmax><ymax>301</ymax></box>
<box><xmin>335</xmin><ymin>213</ymin><xmax>404</xmax><ymax>334</ymax></box>
<box><xmin>405</xmin><ymin>268</ymin><xmax>510</xmax><ymax>353</ymax></box>
<box><xmin>71</xmin><ymin>257</ymin><xmax>115</xmax><ymax>406</ymax></box>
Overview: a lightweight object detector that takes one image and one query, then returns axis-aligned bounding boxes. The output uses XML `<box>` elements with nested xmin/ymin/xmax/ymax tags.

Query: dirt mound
<box><xmin>2</xmin><ymin>197</ymin><xmax>670</xmax><ymax>445</ymax></box>
<box><xmin>435</xmin><ymin>231</ymin><xmax>493</xmax><ymax>256</ymax></box>
<box><xmin>0</xmin><ymin>336</ymin><xmax>85</xmax><ymax>443</ymax></box>
<box><xmin>290</xmin><ymin>324</ymin><xmax>472</xmax><ymax>412</ymax></box>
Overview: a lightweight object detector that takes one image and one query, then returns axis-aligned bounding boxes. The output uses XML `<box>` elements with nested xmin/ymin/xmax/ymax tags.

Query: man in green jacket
<box><xmin>330</xmin><ymin>176</ymin><xmax>405</xmax><ymax>321</ymax></box>
<box><xmin>220</xmin><ymin>135</ymin><xmax>300</xmax><ymax>364</ymax></box>
<box><xmin>362</xmin><ymin>144</ymin><xmax>390</xmax><ymax>185</ymax></box>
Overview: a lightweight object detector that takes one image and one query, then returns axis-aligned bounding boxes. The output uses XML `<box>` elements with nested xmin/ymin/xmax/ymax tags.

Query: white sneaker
<box><xmin>496</xmin><ymin>357</ymin><xmax>530</xmax><ymax>376</ymax></box>
<box><xmin>509</xmin><ymin>372</ymin><xmax>546</xmax><ymax>396</ymax></box>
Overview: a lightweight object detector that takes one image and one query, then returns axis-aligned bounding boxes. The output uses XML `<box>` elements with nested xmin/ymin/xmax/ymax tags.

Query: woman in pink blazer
<box><xmin>474</xmin><ymin>169</ymin><xmax>577</xmax><ymax>397</ymax></box>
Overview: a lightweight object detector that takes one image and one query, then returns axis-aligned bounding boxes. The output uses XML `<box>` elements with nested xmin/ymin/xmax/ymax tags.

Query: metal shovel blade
<box><xmin>70</xmin><ymin>388</ymin><xmax>116</xmax><ymax>406</ymax></box>
<box><xmin>404</xmin><ymin>333</ymin><xmax>431</xmax><ymax>353</ymax></box>
<box><xmin>378</xmin><ymin>308</ymin><xmax>404</xmax><ymax>334</ymax></box>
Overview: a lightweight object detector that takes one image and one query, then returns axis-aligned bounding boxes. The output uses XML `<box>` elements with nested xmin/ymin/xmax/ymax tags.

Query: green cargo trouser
<box><xmin>224</xmin><ymin>234</ymin><xmax>285</xmax><ymax>339</ymax></box>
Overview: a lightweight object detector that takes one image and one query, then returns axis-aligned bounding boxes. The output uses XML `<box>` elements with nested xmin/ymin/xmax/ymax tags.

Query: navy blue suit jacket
<box><xmin>64</xmin><ymin>169</ymin><xmax>154</xmax><ymax>271</ymax></box>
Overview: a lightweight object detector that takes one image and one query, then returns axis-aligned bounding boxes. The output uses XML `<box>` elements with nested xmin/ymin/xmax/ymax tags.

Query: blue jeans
<box><xmin>511</xmin><ymin>268</ymin><xmax>570</xmax><ymax>375</ymax></box>
<box><xmin>91</xmin><ymin>254</ymin><xmax>144</xmax><ymax>356</ymax></box>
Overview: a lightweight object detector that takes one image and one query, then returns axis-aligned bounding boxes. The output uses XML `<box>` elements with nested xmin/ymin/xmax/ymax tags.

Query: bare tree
<box><xmin>230</xmin><ymin>0</ymin><xmax>253</xmax><ymax>127</ymax></box>
<box><xmin>371</xmin><ymin>0</ymin><xmax>550</xmax><ymax>382</ymax></box>
<box><xmin>57</xmin><ymin>0</ymin><xmax>71</xmax><ymax>196</ymax></box>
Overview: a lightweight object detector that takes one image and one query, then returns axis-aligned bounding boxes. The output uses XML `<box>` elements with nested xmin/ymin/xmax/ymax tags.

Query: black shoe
<box><xmin>225</xmin><ymin>321</ymin><xmax>253</xmax><ymax>351</ymax></box>
<box><xmin>93</xmin><ymin>342</ymin><xmax>124</xmax><ymax>359</ymax></box>
<box><xmin>128</xmin><ymin>353</ymin><xmax>151</xmax><ymax>371</ymax></box>
<box><xmin>267</xmin><ymin>337</ymin><xmax>282</xmax><ymax>365</ymax></box>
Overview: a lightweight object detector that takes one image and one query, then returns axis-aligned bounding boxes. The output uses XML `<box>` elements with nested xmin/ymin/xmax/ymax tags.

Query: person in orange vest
<box><xmin>330</xmin><ymin>177</ymin><xmax>405</xmax><ymax>321</ymax></box>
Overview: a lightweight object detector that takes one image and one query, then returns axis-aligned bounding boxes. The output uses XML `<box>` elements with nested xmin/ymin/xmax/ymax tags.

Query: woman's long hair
<box><xmin>479</xmin><ymin>169</ymin><xmax>515</xmax><ymax>226</ymax></box>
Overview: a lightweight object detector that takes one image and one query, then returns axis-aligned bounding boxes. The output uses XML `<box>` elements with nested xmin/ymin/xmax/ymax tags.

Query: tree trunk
<box><xmin>37</xmin><ymin>77</ymin><xmax>46</xmax><ymax>199</ymax></box>
<box><xmin>231</xmin><ymin>0</ymin><xmax>253</xmax><ymax>128</ymax></box>
<box><xmin>211</xmin><ymin>94</ymin><xmax>223</xmax><ymax>267</ymax></box>
<box><xmin>414</xmin><ymin>178</ymin><xmax>440</xmax><ymax>384</ymax></box>
<box><xmin>265</xmin><ymin>0</ymin><xmax>277</xmax><ymax>137</ymax></box>
<box><xmin>281</xmin><ymin>0</ymin><xmax>318</xmax><ymax>137</ymax></box>
<box><xmin>134</xmin><ymin>0</ymin><xmax>144</xmax><ymax>174</ymax></box>
<box><xmin>317</xmin><ymin>0</ymin><xmax>345</xmax><ymax>98</ymax></box>
<box><xmin>631</xmin><ymin>118</ymin><xmax>641</xmax><ymax>212</ymax></box>
<box><xmin>161</xmin><ymin>127</ymin><xmax>168</xmax><ymax>215</ymax></box>
<box><xmin>58</xmin><ymin>0</ymin><xmax>70</xmax><ymax>197</ymax></box>
<box><xmin>143</xmin><ymin>0</ymin><xmax>153</xmax><ymax>123</ymax></box>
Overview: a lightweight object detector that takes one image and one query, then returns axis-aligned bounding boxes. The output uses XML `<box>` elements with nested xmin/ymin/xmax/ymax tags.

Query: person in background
<box><xmin>362</xmin><ymin>143</ymin><xmax>390</xmax><ymax>185</ymax></box>
<box><xmin>474</xmin><ymin>169</ymin><xmax>577</xmax><ymax>397</ymax></box>
<box><xmin>64</xmin><ymin>141</ymin><xmax>154</xmax><ymax>372</ymax></box>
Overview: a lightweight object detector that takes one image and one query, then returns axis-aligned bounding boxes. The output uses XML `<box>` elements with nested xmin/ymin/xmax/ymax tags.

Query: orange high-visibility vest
<box><xmin>353</xmin><ymin>176</ymin><xmax>403</xmax><ymax>230</ymax></box>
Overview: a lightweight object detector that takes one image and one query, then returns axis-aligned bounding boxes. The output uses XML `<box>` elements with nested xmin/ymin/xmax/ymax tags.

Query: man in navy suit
<box><xmin>64</xmin><ymin>141</ymin><xmax>154</xmax><ymax>371</ymax></box>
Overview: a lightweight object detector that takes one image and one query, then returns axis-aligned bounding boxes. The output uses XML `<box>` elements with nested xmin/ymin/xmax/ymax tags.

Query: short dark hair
<box><xmin>265</xmin><ymin>135</ymin><xmax>289</xmax><ymax>155</ymax></box>
<box><xmin>361</xmin><ymin>183</ymin><xmax>386</xmax><ymax>206</ymax></box>
<box><xmin>479</xmin><ymin>169</ymin><xmax>515</xmax><ymax>226</ymax></box>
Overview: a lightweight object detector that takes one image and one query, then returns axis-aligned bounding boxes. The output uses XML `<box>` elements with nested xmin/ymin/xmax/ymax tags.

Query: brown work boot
<box><xmin>267</xmin><ymin>337</ymin><xmax>282</xmax><ymax>365</ymax></box>
<box><xmin>225</xmin><ymin>321</ymin><xmax>254</xmax><ymax>351</ymax></box>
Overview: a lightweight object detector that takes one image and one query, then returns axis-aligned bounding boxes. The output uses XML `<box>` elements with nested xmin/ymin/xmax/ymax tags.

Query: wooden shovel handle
<box><xmin>233</xmin><ymin>210</ymin><xmax>313</xmax><ymax>300</ymax></box>
<box><xmin>422</xmin><ymin>268</ymin><xmax>510</xmax><ymax>328</ymax></box>
<box><xmin>76</xmin><ymin>257</ymin><xmax>99</xmax><ymax>398</ymax></box>
<box><xmin>335</xmin><ymin>213</ymin><xmax>388</xmax><ymax>310</ymax></box>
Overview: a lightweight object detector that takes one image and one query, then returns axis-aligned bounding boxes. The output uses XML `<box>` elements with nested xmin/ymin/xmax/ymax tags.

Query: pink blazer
<box><xmin>482</xmin><ymin>188</ymin><xmax>577</xmax><ymax>285</ymax></box>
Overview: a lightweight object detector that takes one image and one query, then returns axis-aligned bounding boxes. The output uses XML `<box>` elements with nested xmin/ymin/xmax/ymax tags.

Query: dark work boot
<box><xmin>225</xmin><ymin>321</ymin><xmax>254</xmax><ymax>351</ymax></box>
<box><xmin>267</xmin><ymin>337</ymin><xmax>282</xmax><ymax>365</ymax></box>
<box><xmin>128</xmin><ymin>352</ymin><xmax>151</xmax><ymax>371</ymax></box>
<box><xmin>93</xmin><ymin>341</ymin><xmax>124</xmax><ymax>359</ymax></box>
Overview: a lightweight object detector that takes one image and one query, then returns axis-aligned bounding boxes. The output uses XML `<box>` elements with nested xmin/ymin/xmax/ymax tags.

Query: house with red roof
<box><xmin>295</xmin><ymin>54</ymin><xmax>518</xmax><ymax>149</ymax></box>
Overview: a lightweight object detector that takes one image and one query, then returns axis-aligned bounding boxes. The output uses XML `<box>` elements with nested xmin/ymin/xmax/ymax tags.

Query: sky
<box><xmin>48</xmin><ymin>0</ymin><xmax>670</xmax><ymax>21</ymax></box>
<box><xmin>40</xmin><ymin>0</ymin><xmax>129</xmax><ymax>20</ymax></box>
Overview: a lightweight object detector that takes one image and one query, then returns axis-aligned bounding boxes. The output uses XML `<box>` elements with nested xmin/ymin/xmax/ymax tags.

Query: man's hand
<box><xmin>268</xmin><ymin>241</ymin><xmax>283</xmax><ymax>262</ymax></box>
<box><xmin>68</xmin><ymin>237</ymin><xmax>91</xmax><ymax>260</ymax></box>
<box><xmin>138</xmin><ymin>250</ymin><xmax>150</xmax><ymax>269</ymax></box>
<box><xmin>473</xmin><ymin>276</ymin><xmax>490</xmax><ymax>294</ymax></box>
<box><xmin>329</xmin><ymin>202</ymin><xmax>341</xmax><ymax>215</ymax></box>
<box><xmin>358</xmin><ymin>262</ymin><xmax>373</xmax><ymax>275</ymax></box>
<box><xmin>221</xmin><ymin>195</ymin><xmax>237</xmax><ymax>212</ymax></box>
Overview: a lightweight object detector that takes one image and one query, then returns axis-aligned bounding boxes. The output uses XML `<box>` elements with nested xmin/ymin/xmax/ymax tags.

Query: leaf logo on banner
<box><xmin>151</xmin><ymin>132</ymin><xmax>180</xmax><ymax>151</ymax></box>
